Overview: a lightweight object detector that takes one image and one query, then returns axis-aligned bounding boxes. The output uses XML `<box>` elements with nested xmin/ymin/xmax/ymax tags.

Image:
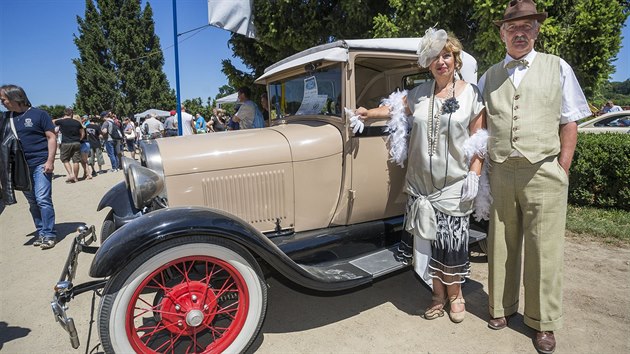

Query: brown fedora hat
<box><xmin>494</xmin><ymin>0</ymin><xmax>548</xmax><ymax>26</ymax></box>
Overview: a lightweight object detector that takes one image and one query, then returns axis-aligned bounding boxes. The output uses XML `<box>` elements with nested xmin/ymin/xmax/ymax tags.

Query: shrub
<box><xmin>569</xmin><ymin>132</ymin><xmax>630</xmax><ymax>210</ymax></box>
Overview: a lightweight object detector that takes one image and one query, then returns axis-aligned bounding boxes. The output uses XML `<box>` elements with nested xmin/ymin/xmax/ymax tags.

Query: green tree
<box><xmin>376</xmin><ymin>0</ymin><xmax>628</xmax><ymax>97</ymax></box>
<box><xmin>73</xmin><ymin>0</ymin><xmax>117</xmax><ymax>115</ymax></box>
<box><xmin>222</xmin><ymin>0</ymin><xmax>628</xmax><ymax>101</ymax></box>
<box><xmin>139</xmin><ymin>4</ymin><xmax>176</xmax><ymax>110</ymax></box>
<box><xmin>38</xmin><ymin>104</ymin><xmax>67</xmax><ymax>119</ymax></box>
<box><xmin>74</xmin><ymin>0</ymin><xmax>174</xmax><ymax>117</ymax></box>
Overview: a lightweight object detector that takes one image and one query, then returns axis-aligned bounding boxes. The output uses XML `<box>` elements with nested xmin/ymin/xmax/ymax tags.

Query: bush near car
<box><xmin>569</xmin><ymin>132</ymin><xmax>630</xmax><ymax>210</ymax></box>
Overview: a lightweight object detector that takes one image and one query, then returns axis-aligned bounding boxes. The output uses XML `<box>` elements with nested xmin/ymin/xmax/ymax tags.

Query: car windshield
<box><xmin>268</xmin><ymin>63</ymin><xmax>342</xmax><ymax>119</ymax></box>
<box><xmin>595</xmin><ymin>115</ymin><xmax>630</xmax><ymax>127</ymax></box>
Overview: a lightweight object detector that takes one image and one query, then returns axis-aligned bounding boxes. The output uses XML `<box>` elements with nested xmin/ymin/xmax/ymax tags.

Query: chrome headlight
<box><xmin>121</xmin><ymin>156</ymin><xmax>140</xmax><ymax>188</ymax></box>
<box><xmin>128</xmin><ymin>164</ymin><xmax>164</xmax><ymax>209</ymax></box>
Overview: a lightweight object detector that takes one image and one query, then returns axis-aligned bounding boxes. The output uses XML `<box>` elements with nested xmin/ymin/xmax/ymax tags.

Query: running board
<box><xmin>297</xmin><ymin>245</ymin><xmax>406</xmax><ymax>283</ymax></box>
<box><xmin>469</xmin><ymin>228</ymin><xmax>486</xmax><ymax>243</ymax></box>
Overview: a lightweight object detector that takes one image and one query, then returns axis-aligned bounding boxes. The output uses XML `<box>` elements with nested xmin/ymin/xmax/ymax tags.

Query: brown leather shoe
<box><xmin>487</xmin><ymin>314</ymin><xmax>513</xmax><ymax>330</ymax></box>
<box><xmin>534</xmin><ymin>331</ymin><xmax>556</xmax><ymax>354</ymax></box>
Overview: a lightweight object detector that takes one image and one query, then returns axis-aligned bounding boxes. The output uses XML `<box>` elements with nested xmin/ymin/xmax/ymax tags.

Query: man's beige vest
<box><xmin>483</xmin><ymin>53</ymin><xmax>562</xmax><ymax>164</ymax></box>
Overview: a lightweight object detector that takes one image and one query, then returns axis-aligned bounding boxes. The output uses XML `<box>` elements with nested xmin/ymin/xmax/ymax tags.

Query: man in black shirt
<box><xmin>54</xmin><ymin>108</ymin><xmax>84</xmax><ymax>183</ymax></box>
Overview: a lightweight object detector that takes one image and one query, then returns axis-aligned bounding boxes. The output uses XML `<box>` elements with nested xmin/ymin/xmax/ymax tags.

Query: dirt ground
<box><xmin>0</xmin><ymin>157</ymin><xmax>628</xmax><ymax>354</ymax></box>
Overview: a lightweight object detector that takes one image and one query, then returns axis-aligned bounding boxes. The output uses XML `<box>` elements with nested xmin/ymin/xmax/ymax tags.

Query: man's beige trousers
<box><xmin>488</xmin><ymin>155</ymin><xmax>567</xmax><ymax>331</ymax></box>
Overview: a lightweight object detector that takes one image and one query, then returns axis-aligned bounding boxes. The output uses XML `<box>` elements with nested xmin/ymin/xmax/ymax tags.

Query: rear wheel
<box><xmin>100</xmin><ymin>210</ymin><xmax>115</xmax><ymax>244</ymax></box>
<box><xmin>477</xmin><ymin>239</ymin><xmax>488</xmax><ymax>254</ymax></box>
<box><xmin>98</xmin><ymin>235</ymin><xmax>267</xmax><ymax>353</ymax></box>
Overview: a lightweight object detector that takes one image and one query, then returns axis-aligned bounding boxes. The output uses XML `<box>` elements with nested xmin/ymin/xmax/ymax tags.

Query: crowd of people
<box><xmin>0</xmin><ymin>1</ymin><xmax>598</xmax><ymax>352</ymax></box>
<box><xmin>127</xmin><ymin>86</ymin><xmax>270</xmax><ymax>139</ymax></box>
<box><xmin>0</xmin><ymin>83</ymin><xmax>272</xmax><ymax>251</ymax></box>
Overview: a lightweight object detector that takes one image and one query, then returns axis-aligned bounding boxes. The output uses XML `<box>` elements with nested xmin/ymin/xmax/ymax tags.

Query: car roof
<box><xmin>256</xmin><ymin>38</ymin><xmax>478</xmax><ymax>84</ymax></box>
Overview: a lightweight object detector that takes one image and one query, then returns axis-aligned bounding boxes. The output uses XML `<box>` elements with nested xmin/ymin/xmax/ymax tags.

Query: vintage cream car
<box><xmin>51</xmin><ymin>38</ymin><xmax>486</xmax><ymax>353</ymax></box>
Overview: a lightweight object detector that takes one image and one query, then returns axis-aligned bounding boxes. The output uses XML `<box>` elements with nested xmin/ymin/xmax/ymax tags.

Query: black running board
<box><xmin>297</xmin><ymin>245</ymin><xmax>407</xmax><ymax>284</ymax></box>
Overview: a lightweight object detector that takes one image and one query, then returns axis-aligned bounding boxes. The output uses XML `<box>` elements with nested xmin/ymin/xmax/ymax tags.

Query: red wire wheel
<box><xmin>125</xmin><ymin>255</ymin><xmax>250</xmax><ymax>353</ymax></box>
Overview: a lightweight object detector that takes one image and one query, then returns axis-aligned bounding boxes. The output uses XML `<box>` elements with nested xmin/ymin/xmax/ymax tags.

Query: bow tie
<box><xmin>505</xmin><ymin>59</ymin><xmax>529</xmax><ymax>69</ymax></box>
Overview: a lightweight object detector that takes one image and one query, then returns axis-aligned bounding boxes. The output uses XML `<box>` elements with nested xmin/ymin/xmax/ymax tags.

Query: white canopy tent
<box><xmin>215</xmin><ymin>92</ymin><xmax>239</xmax><ymax>108</ymax></box>
<box><xmin>134</xmin><ymin>109</ymin><xmax>171</xmax><ymax>121</ymax></box>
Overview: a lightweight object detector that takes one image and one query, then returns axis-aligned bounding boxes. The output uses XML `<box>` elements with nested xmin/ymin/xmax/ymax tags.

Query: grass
<box><xmin>566</xmin><ymin>205</ymin><xmax>630</xmax><ymax>245</ymax></box>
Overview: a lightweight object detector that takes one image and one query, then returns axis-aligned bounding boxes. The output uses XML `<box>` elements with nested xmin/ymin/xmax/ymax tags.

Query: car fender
<box><xmin>96</xmin><ymin>181</ymin><xmax>140</xmax><ymax>220</ymax></box>
<box><xmin>89</xmin><ymin>206</ymin><xmax>371</xmax><ymax>291</ymax></box>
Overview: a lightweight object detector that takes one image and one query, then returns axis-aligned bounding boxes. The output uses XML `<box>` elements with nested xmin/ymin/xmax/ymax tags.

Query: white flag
<box><xmin>207</xmin><ymin>0</ymin><xmax>256</xmax><ymax>38</ymax></box>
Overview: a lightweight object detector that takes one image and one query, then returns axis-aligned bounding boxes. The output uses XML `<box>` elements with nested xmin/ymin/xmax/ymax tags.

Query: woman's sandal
<box><xmin>424</xmin><ymin>296</ymin><xmax>447</xmax><ymax>320</ymax></box>
<box><xmin>448</xmin><ymin>295</ymin><xmax>466</xmax><ymax>323</ymax></box>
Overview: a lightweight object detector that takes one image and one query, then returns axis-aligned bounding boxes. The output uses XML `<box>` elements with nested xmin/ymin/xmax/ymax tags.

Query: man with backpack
<box><xmin>100</xmin><ymin>111</ymin><xmax>122</xmax><ymax>172</ymax></box>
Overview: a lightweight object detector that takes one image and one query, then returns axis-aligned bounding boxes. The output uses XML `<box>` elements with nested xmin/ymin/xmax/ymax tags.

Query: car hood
<box><xmin>156</xmin><ymin>122</ymin><xmax>342</xmax><ymax>176</ymax></box>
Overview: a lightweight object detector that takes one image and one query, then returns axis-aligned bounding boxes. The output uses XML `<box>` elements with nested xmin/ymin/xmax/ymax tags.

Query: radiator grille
<box><xmin>202</xmin><ymin>170</ymin><xmax>287</xmax><ymax>224</ymax></box>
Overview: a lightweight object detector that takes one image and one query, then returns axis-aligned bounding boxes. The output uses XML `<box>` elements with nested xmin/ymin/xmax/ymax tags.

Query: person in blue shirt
<box><xmin>194</xmin><ymin>113</ymin><xmax>207</xmax><ymax>134</ymax></box>
<box><xmin>0</xmin><ymin>84</ymin><xmax>58</xmax><ymax>249</ymax></box>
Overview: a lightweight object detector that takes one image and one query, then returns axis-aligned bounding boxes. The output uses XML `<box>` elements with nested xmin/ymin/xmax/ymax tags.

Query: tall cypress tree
<box><xmin>74</xmin><ymin>0</ymin><xmax>117</xmax><ymax>114</ymax></box>
<box><xmin>74</xmin><ymin>0</ymin><xmax>174</xmax><ymax>116</ymax></box>
<box><xmin>139</xmin><ymin>3</ymin><xmax>175</xmax><ymax>110</ymax></box>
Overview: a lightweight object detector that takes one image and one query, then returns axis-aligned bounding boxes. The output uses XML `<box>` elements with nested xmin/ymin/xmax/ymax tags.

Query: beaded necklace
<box><xmin>427</xmin><ymin>77</ymin><xmax>459</xmax><ymax>191</ymax></box>
<box><xmin>427</xmin><ymin>78</ymin><xmax>456</xmax><ymax>156</ymax></box>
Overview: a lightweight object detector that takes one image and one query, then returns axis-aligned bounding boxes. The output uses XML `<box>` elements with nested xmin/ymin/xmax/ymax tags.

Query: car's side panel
<box><xmin>165</xmin><ymin>163</ymin><xmax>295</xmax><ymax>233</ymax></box>
<box><xmin>293</xmin><ymin>154</ymin><xmax>342</xmax><ymax>231</ymax></box>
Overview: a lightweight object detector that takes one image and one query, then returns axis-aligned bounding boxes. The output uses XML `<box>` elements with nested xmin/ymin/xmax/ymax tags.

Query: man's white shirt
<box><xmin>177</xmin><ymin>111</ymin><xmax>195</xmax><ymax>136</ymax></box>
<box><xmin>477</xmin><ymin>49</ymin><xmax>591</xmax><ymax>125</ymax></box>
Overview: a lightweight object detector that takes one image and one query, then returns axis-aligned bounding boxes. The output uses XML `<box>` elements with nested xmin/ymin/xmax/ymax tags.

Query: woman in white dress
<box><xmin>353</xmin><ymin>29</ymin><xmax>487</xmax><ymax>323</ymax></box>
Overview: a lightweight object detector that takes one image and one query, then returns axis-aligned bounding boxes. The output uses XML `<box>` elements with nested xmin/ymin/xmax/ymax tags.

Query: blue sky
<box><xmin>0</xmin><ymin>0</ymin><xmax>628</xmax><ymax>108</ymax></box>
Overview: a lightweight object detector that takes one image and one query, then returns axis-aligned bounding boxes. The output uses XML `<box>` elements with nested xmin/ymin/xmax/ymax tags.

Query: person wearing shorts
<box><xmin>55</xmin><ymin>108</ymin><xmax>84</xmax><ymax>183</ymax></box>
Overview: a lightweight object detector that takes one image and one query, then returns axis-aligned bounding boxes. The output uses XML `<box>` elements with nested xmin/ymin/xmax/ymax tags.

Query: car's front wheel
<box><xmin>98</xmin><ymin>235</ymin><xmax>267</xmax><ymax>353</ymax></box>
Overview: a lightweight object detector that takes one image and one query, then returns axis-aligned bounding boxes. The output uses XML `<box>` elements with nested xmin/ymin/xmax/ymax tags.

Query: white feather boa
<box><xmin>382</xmin><ymin>90</ymin><xmax>411</xmax><ymax>167</ymax></box>
<box><xmin>463</xmin><ymin>129</ymin><xmax>492</xmax><ymax>221</ymax></box>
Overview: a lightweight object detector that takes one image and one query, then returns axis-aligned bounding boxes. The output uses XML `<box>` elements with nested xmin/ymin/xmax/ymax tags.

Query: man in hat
<box><xmin>477</xmin><ymin>1</ymin><xmax>591</xmax><ymax>352</ymax></box>
<box><xmin>164</xmin><ymin>110</ymin><xmax>178</xmax><ymax>137</ymax></box>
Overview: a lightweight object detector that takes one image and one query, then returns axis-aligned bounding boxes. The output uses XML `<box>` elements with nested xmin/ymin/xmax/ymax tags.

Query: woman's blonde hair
<box><xmin>444</xmin><ymin>33</ymin><xmax>463</xmax><ymax>71</ymax></box>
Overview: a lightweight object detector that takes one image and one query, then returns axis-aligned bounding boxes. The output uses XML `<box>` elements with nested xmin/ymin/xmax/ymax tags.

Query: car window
<box><xmin>595</xmin><ymin>115</ymin><xmax>630</xmax><ymax>127</ymax></box>
<box><xmin>354</xmin><ymin>56</ymin><xmax>425</xmax><ymax>108</ymax></box>
<box><xmin>403</xmin><ymin>72</ymin><xmax>433</xmax><ymax>90</ymax></box>
<box><xmin>268</xmin><ymin>63</ymin><xmax>342</xmax><ymax>119</ymax></box>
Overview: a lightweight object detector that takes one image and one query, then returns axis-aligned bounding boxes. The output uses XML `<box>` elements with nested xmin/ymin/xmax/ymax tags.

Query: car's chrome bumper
<box><xmin>50</xmin><ymin>225</ymin><xmax>105</xmax><ymax>349</ymax></box>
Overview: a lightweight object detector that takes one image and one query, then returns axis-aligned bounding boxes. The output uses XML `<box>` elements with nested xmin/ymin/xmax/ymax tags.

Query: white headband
<box><xmin>417</xmin><ymin>27</ymin><xmax>448</xmax><ymax>68</ymax></box>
